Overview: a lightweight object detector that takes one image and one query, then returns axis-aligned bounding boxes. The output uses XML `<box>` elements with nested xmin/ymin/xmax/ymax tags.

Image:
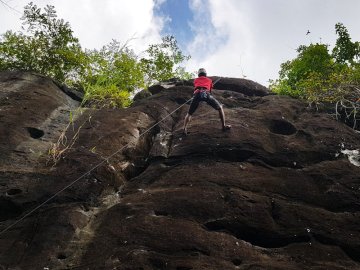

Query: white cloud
<box><xmin>154</xmin><ymin>0</ymin><xmax>167</xmax><ymax>6</ymax></box>
<box><xmin>186</xmin><ymin>0</ymin><xmax>360</xmax><ymax>86</ymax></box>
<box><xmin>50</xmin><ymin>0</ymin><xmax>166</xmax><ymax>53</ymax></box>
<box><xmin>186</xmin><ymin>1</ymin><xmax>255</xmax><ymax>81</ymax></box>
<box><xmin>0</xmin><ymin>0</ymin><xmax>165</xmax><ymax>53</ymax></box>
<box><xmin>2</xmin><ymin>0</ymin><xmax>360</xmax><ymax>86</ymax></box>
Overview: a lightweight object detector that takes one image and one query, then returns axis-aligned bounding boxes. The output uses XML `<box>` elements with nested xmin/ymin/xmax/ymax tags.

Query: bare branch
<box><xmin>0</xmin><ymin>0</ymin><xmax>22</xmax><ymax>14</ymax></box>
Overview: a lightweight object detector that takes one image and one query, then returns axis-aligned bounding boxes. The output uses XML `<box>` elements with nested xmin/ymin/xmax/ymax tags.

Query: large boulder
<box><xmin>0</xmin><ymin>71</ymin><xmax>359</xmax><ymax>270</ymax></box>
<box><xmin>0</xmin><ymin>71</ymin><xmax>80</xmax><ymax>167</ymax></box>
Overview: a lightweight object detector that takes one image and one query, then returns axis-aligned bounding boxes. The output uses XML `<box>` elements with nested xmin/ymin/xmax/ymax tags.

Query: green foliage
<box><xmin>0</xmin><ymin>2</ymin><xmax>86</xmax><ymax>84</ymax></box>
<box><xmin>84</xmin><ymin>40</ymin><xmax>144</xmax><ymax>89</ymax></box>
<box><xmin>81</xmin><ymin>40</ymin><xmax>144</xmax><ymax>108</ymax></box>
<box><xmin>271</xmin><ymin>23</ymin><xmax>360</xmax><ymax>129</ymax></box>
<box><xmin>140</xmin><ymin>35</ymin><xmax>191</xmax><ymax>85</ymax></box>
<box><xmin>271</xmin><ymin>23</ymin><xmax>360</xmax><ymax>104</ymax></box>
<box><xmin>332</xmin><ymin>23</ymin><xmax>360</xmax><ymax>65</ymax></box>
<box><xmin>84</xmin><ymin>36</ymin><xmax>191</xmax><ymax>107</ymax></box>
<box><xmin>174</xmin><ymin>66</ymin><xmax>194</xmax><ymax>80</ymax></box>
<box><xmin>0</xmin><ymin>3</ymin><xmax>191</xmax><ymax>108</ymax></box>
<box><xmin>83</xmin><ymin>83</ymin><xmax>131</xmax><ymax>108</ymax></box>
<box><xmin>271</xmin><ymin>43</ymin><xmax>334</xmax><ymax>99</ymax></box>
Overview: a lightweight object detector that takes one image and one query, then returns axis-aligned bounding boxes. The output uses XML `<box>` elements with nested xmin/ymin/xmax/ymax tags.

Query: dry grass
<box><xmin>47</xmin><ymin>108</ymin><xmax>91</xmax><ymax>166</ymax></box>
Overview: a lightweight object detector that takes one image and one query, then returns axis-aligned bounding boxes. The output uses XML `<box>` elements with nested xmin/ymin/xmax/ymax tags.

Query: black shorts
<box><xmin>188</xmin><ymin>92</ymin><xmax>222</xmax><ymax>115</ymax></box>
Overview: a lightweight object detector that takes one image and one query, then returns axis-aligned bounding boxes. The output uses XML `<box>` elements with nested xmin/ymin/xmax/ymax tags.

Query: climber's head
<box><xmin>198</xmin><ymin>68</ymin><xmax>207</xmax><ymax>77</ymax></box>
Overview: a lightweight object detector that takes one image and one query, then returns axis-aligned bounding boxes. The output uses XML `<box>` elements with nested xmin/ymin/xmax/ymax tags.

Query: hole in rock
<box><xmin>57</xmin><ymin>253</ymin><xmax>67</xmax><ymax>260</ymax></box>
<box><xmin>0</xmin><ymin>197</ymin><xmax>23</xmax><ymax>221</ymax></box>
<box><xmin>154</xmin><ymin>210</ymin><xmax>169</xmax><ymax>216</ymax></box>
<box><xmin>269</xmin><ymin>120</ymin><xmax>297</xmax><ymax>135</ymax></box>
<box><xmin>26</xmin><ymin>127</ymin><xmax>44</xmax><ymax>139</ymax></box>
<box><xmin>232</xmin><ymin>259</ymin><xmax>242</xmax><ymax>266</ymax></box>
<box><xmin>6</xmin><ymin>188</ymin><xmax>22</xmax><ymax>196</ymax></box>
<box><xmin>176</xmin><ymin>267</ymin><xmax>193</xmax><ymax>270</ymax></box>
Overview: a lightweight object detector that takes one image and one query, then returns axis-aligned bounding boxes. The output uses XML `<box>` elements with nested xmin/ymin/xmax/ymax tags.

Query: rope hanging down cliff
<box><xmin>0</xmin><ymin>78</ymin><xmax>222</xmax><ymax>235</ymax></box>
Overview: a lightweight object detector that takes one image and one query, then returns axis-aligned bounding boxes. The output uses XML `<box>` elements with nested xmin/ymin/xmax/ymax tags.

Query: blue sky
<box><xmin>154</xmin><ymin>0</ymin><xmax>226</xmax><ymax>59</ymax></box>
<box><xmin>154</xmin><ymin>0</ymin><xmax>194</xmax><ymax>48</ymax></box>
<box><xmin>1</xmin><ymin>0</ymin><xmax>360</xmax><ymax>86</ymax></box>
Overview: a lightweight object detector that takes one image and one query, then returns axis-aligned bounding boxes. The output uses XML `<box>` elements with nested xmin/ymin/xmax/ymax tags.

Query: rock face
<box><xmin>1</xmin><ymin>71</ymin><xmax>360</xmax><ymax>270</ymax></box>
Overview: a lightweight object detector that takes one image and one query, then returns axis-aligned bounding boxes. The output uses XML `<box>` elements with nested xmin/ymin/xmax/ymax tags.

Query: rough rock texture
<box><xmin>0</xmin><ymin>71</ymin><xmax>80</xmax><ymax>168</ymax></box>
<box><xmin>0</xmin><ymin>71</ymin><xmax>360</xmax><ymax>270</ymax></box>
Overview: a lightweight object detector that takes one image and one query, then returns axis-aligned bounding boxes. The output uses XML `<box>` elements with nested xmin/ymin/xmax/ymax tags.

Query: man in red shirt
<box><xmin>183</xmin><ymin>68</ymin><xmax>231</xmax><ymax>134</ymax></box>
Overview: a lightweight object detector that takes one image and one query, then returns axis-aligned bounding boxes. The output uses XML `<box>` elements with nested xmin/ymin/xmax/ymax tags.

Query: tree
<box><xmin>0</xmin><ymin>4</ymin><xmax>192</xmax><ymax>108</ymax></box>
<box><xmin>140</xmin><ymin>35</ymin><xmax>191</xmax><ymax>85</ymax></box>
<box><xmin>271</xmin><ymin>43</ymin><xmax>334</xmax><ymax>99</ymax></box>
<box><xmin>0</xmin><ymin>2</ymin><xmax>86</xmax><ymax>84</ymax></box>
<box><xmin>82</xmin><ymin>36</ymin><xmax>192</xmax><ymax>107</ymax></box>
<box><xmin>82</xmin><ymin>40</ymin><xmax>145</xmax><ymax>108</ymax></box>
<box><xmin>332</xmin><ymin>23</ymin><xmax>360</xmax><ymax>65</ymax></box>
<box><xmin>271</xmin><ymin>23</ymin><xmax>360</xmax><ymax>129</ymax></box>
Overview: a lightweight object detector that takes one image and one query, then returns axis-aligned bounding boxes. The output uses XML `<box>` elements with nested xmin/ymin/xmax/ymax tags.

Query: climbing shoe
<box><xmin>222</xmin><ymin>125</ymin><xmax>232</xmax><ymax>131</ymax></box>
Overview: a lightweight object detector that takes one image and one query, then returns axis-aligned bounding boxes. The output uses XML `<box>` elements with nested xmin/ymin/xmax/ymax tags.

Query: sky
<box><xmin>1</xmin><ymin>0</ymin><xmax>360</xmax><ymax>86</ymax></box>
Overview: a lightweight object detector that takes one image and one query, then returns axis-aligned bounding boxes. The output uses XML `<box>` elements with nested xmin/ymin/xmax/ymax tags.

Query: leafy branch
<box><xmin>271</xmin><ymin>23</ymin><xmax>360</xmax><ymax>130</ymax></box>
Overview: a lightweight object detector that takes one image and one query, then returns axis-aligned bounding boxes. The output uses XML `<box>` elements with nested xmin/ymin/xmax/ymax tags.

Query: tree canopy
<box><xmin>0</xmin><ymin>2</ymin><xmax>192</xmax><ymax>108</ymax></box>
<box><xmin>271</xmin><ymin>23</ymin><xmax>360</xmax><ymax>104</ymax></box>
<box><xmin>0</xmin><ymin>3</ymin><xmax>86</xmax><ymax>83</ymax></box>
<box><xmin>270</xmin><ymin>23</ymin><xmax>360</xmax><ymax>129</ymax></box>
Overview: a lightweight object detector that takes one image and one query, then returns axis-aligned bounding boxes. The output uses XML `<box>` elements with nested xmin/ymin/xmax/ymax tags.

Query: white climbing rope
<box><xmin>0</xmin><ymin>96</ymin><xmax>193</xmax><ymax>235</ymax></box>
<box><xmin>0</xmin><ymin>78</ymin><xmax>225</xmax><ymax>235</ymax></box>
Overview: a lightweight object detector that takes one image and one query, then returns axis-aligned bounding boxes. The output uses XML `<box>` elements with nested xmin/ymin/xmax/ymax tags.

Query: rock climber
<box><xmin>183</xmin><ymin>68</ymin><xmax>231</xmax><ymax>135</ymax></box>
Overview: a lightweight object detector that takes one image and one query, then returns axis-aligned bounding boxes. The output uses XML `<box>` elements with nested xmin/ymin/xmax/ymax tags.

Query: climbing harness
<box><xmin>197</xmin><ymin>88</ymin><xmax>209</xmax><ymax>100</ymax></box>
<box><xmin>196</xmin><ymin>78</ymin><xmax>221</xmax><ymax>100</ymax></box>
<box><xmin>0</xmin><ymin>78</ymin><xmax>222</xmax><ymax>235</ymax></box>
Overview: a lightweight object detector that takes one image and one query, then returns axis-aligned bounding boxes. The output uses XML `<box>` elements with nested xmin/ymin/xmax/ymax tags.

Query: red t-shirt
<box><xmin>194</xmin><ymin>76</ymin><xmax>213</xmax><ymax>94</ymax></box>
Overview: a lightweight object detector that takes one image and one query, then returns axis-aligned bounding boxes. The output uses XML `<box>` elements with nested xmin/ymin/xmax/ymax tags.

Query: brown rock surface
<box><xmin>0</xmin><ymin>71</ymin><xmax>360</xmax><ymax>270</ymax></box>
